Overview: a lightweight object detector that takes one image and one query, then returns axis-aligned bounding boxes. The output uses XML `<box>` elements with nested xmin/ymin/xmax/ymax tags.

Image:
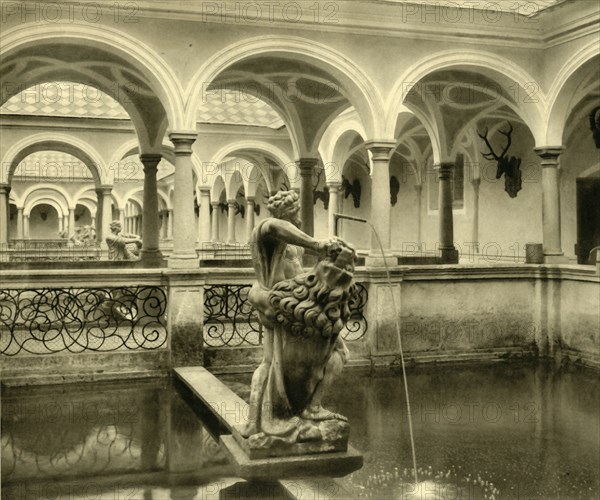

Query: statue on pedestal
<box><xmin>106</xmin><ymin>221</ymin><xmax>142</xmax><ymax>261</ymax></box>
<box><xmin>239</xmin><ymin>190</ymin><xmax>357</xmax><ymax>456</ymax></box>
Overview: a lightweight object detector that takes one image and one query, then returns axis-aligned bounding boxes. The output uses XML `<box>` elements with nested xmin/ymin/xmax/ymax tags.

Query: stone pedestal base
<box><xmin>168</xmin><ymin>256</ymin><xmax>200</xmax><ymax>268</ymax></box>
<box><xmin>365</xmin><ymin>254</ymin><xmax>396</xmax><ymax>268</ymax></box>
<box><xmin>544</xmin><ymin>253</ymin><xmax>569</xmax><ymax>264</ymax></box>
<box><xmin>232</xmin><ymin>420</ymin><xmax>349</xmax><ymax>459</ymax></box>
<box><xmin>439</xmin><ymin>247</ymin><xmax>459</xmax><ymax>263</ymax></box>
<box><xmin>221</xmin><ymin>435</ymin><xmax>363</xmax><ymax>480</ymax></box>
<box><xmin>141</xmin><ymin>249</ymin><xmax>164</xmax><ymax>267</ymax></box>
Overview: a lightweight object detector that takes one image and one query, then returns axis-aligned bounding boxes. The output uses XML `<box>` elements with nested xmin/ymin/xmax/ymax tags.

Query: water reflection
<box><xmin>324</xmin><ymin>364</ymin><xmax>600</xmax><ymax>499</ymax></box>
<box><xmin>2</xmin><ymin>364</ymin><xmax>598</xmax><ymax>499</ymax></box>
<box><xmin>1</xmin><ymin>379</ymin><xmax>230</xmax><ymax>499</ymax></box>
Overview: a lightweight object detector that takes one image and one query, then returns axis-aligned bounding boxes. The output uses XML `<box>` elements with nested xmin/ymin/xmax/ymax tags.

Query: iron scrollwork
<box><xmin>340</xmin><ymin>282</ymin><xmax>369</xmax><ymax>341</ymax></box>
<box><xmin>203</xmin><ymin>282</ymin><xmax>368</xmax><ymax>346</ymax></box>
<box><xmin>203</xmin><ymin>285</ymin><xmax>263</xmax><ymax>347</ymax></box>
<box><xmin>0</xmin><ymin>286</ymin><xmax>167</xmax><ymax>355</ymax></box>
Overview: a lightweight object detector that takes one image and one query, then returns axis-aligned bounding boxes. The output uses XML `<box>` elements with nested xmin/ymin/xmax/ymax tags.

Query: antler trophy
<box><xmin>478</xmin><ymin>122</ymin><xmax>523</xmax><ymax>198</ymax></box>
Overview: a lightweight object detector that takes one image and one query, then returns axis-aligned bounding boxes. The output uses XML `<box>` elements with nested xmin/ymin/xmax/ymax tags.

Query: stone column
<box><xmin>16</xmin><ymin>208</ymin><xmax>23</xmax><ymax>239</ymax></box>
<box><xmin>365</xmin><ymin>141</ymin><xmax>396</xmax><ymax>265</ymax></box>
<box><xmin>246</xmin><ymin>196</ymin><xmax>256</xmax><ymax>242</ymax></box>
<box><xmin>471</xmin><ymin>178</ymin><xmax>481</xmax><ymax>254</ymax></box>
<box><xmin>24</xmin><ymin>214</ymin><xmax>29</xmax><ymax>239</ymax></box>
<box><xmin>140</xmin><ymin>154</ymin><xmax>163</xmax><ymax>266</ymax></box>
<box><xmin>167</xmin><ymin>210</ymin><xmax>173</xmax><ymax>239</ymax></box>
<box><xmin>95</xmin><ymin>188</ymin><xmax>104</xmax><ymax>243</ymax></box>
<box><xmin>327</xmin><ymin>181</ymin><xmax>341</xmax><ymax>237</ymax></box>
<box><xmin>227</xmin><ymin>200</ymin><xmax>237</xmax><ymax>244</ymax></box>
<box><xmin>414</xmin><ymin>184</ymin><xmax>423</xmax><ymax>246</ymax></box>
<box><xmin>91</xmin><ymin>216</ymin><xmax>96</xmax><ymax>231</ymax></box>
<box><xmin>63</xmin><ymin>215</ymin><xmax>69</xmax><ymax>235</ymax></box>
<box><xmin>68</xmin><ymin>208</ymin><xmax>75</xmax><ymax>238</ymax></box>
<box><xmin>0</xmin><ymin>185</ymin><xmax>10</xmax><ymax>245</ymax></box>
<box><xmin>198</xmin><ymin>188</ymin><xmax>211</xmax><ymax>244</ymax></box>
<box><xmin>58</xmin><ymin>216</ymin><xmax>63</xmax><ymax>234</ymax></box>
<box><xmin>296</xmin><ymin>158</ymin><xmax>319</xmax><ymax>237</ymax></box>
<box><xmin>96</xmin><ymin>186</ymin><xmax>113</xmax><ymax>246</ymax></box>
<box><xmin>118</xmin><ymin>209</ymin><xmax>125</xmax><ymax>228</ymax></box>
<box><xmin>169</xmin><ymin>132</ymin><xmax>198</xmax><ymax>267</ymax></box>
<box><xmin>535</xmin><ymin>147</ymin><xmax>566</xmax><ymax>262</ymax></box>
<box><xmin>437</xmin><ymin>162</ymin><xmax>458</xmax><ymax>263</ymax></box>
<box><xmin>211</xmin><ymin>202</ymin><xmax>220</xmax><ymax>242</ymax></box>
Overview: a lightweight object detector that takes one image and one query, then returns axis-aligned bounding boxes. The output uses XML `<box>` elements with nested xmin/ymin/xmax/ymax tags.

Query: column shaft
<box><xmin>24</xmin><ymin>215</ymin><xmax>29</xmax><ymax>239</ymax></box>
<box><xmin>211</xmin><ymin>202</ymin><xmax>219</xmax><ymax>242</ymax></box>
<box><xmin>0</xmin><ymin>186</ymin><xmax>10</xmax><ymax>245</ymax></box>
<box><xmin>535</xmin><ymin>147</ymin><xmax>564</xmax><ymax>259</ymax></box>
<box><xmin>167</xmin><ymin>210</ymin><xmax>173</xmax><ymax>239</ymax></box>
<box><xmin>365</xmin><ymin>142</ymin><xmax>395</xmax><ymax>255</ymax></box>
<box><xmin>169</xmin><ymin>132</ymin><xmax>198</xmax><ymax>266</ymax></box>
<box><xmin>68</xmin><ymin>208</ymin><xmax>75</xmax><ymax>238</ymax></box>
<box><xmin>246</xmin><ymin>197</ymin><xmax>255</xmax><ymax>242</ymax></box>
<box><xmin>199</xmin><ymin>189</ymin><xmax>211</xmax><ymax>244</ymax></box>
<box><xmin>438</xmin><ymin>162</ymin><xmax>458</xmax><ymax>262</ymax></box>
<box><xmin>227</xmin><ymin>200</ymin><xmax>237</xmax><ymax>243</ymax></box>
<box><xmin>16</xmin><ymin>208</ymin><xmax>24</xmax><ymax>239</ymax></box>
<box><xmin>414</xmin><ymin>184</ymin><xmax>423</xmax><ymax>245</ymax></box>
<box><xmin>140</xmin><ymin>154</ymin><xmax>163</xmax><ymax>265</ymax></box>
<box><xmin>100</xmin><ymin>187</ymin><xmax>112</xmax><ymax>243</ymax></box>
<box><xmin>327</xmin><ymin>182</ymin><xmax>341</xmax><ymax>237</ymax></box>
<box><xmin>297</xmin><ymin>158</ymin><xmax>318</xmax><ymax>237</ymax></box>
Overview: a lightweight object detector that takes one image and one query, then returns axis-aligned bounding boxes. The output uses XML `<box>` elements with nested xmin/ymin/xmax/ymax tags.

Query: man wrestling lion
<box><xmin>240</xmin><ymin>190</ymin><xmax>357</xmax><ymax>452</ymax></box>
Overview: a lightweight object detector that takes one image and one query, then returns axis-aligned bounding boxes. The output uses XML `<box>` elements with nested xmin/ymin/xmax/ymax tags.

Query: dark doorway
<box><xmin>576</xmin><ymin>177</ymin><xmax>600</xmax><ymax>264</ymax></box>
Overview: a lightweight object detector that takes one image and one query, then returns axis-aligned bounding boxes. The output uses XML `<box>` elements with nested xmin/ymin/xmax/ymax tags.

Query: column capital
<box><xmin>169</xmin><ymin>131</ymin><xmax>197</xmax><ymax>153</ymax></box>
<box><xmin>471</xmin><ymin>177</ymin><xmax>481</xmax><ymax>187</ymax></box>
<box><xmin>17</xmin><ymin>207</ymin><xmax>23</xmax><ymax>213</ymax></box>
<box><xmin>365</xmin><ymin>140</ymin><xmax>396</xmax><ymax>160</ymax></box>
<box><xmin>436</xmin><ymin>162</ymin><xmax>454</xmax><ymax>180</ymax></box>
<box><xmin>96</xmin><ymin>185</ymin><xmax>113</xmax><ymax>195</ymax></box>
<box><xmin>199</xmin><ymin>186</ymin><xmax>211</xmax><ymax>194</ymax></box>
<box><xmin>246</xmin><ymin>196</ymin><xmax>255</xmax><ymax>203</ymax></box>
<box><xmin>295</xmin><ymin>157</ymin><xmax>319</xmax><ymax>173</ymax></box>
<box><xmin>140</xmin><ymin>154</ymin><xmax>162</xmax><ymax>171</ymax></box>
<box><xmin>227</xmin><ymin>199</ymin><xmax>237</xmax><ymax>207</ymax></box>
<box><xmin>211</xmin><ymin>201</ymin><xmax>220</xmax><ymax>207</ymax></box>
<box><xmin>534</xmin><ymin>146</ymin><xmax>564</xmax><ymax>166</ymax></box>
<box><xmin>327</xmin><ymin>181</ymin><xmax>342</xmax><ymax>189</ymax></box>
<box><xmin>0</xmin><ymin>184</ymin><xmax>11</xmax><ymax>195</ymax></box>
<box><xmin>413</xmin><ymin>183</ymin><xmax>423</xmax><ymax>193</ymax></box>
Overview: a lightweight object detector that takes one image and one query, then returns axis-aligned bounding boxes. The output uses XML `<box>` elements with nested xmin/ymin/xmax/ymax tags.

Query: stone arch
<box><xmin>385</xmin><ymin>50</ymin><xmax>547</xmax><ymax>147</ymax></box>
<box><xmin>20</xmin><ymin>184</ymin><xmax>72</xmax><ymax>212</ymax></box>
<box><xmin>1</xmin><ymin>134</ymin><xmax>107</xmax><ymax>186</ymax></box>
<box><xmin>545</xmin><ymin>42</ymin><xmax>600</xmax><ymax>145</ymax></box>
<box><xmin>24</xmin><ymin>197</ymin><xmax>66</xmax><ymax>219</ymax></box>
<box><xmin>211</xmin><ymin>175</ymin><xmax>226</xmax><ymax>202</ymax></box>
<box><xmin>184</xmin><ymin>36</ymin><xmax>385</xmax><ymax>148</ymax></box>
<box><xmin>108</xmin><ymin>138</ymin><xmax>178</xmax><ymax>168</ymax></box>
<box><xmin>1</xmin><ymin>23</ymin><xmax>186</xmax><ymax>151</ymax></box>
<box><xmin>320</xmin><ymin>112</ymin><xmax>367</xmax><ymax>183</ymax></box>
<box><xmin>226</xmin><ymin>170</ymin><xmax>245</xmax><ymax>201</ymax></box>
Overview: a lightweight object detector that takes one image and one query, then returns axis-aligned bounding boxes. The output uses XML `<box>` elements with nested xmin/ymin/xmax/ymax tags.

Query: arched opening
<box><xmin>28</xmin><ymin>203</ymin><xmax>60</xmax><ymax>240</ymax></box>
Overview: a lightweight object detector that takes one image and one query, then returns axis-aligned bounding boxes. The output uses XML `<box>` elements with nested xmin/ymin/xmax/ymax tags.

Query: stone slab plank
<box><xmin>221</xmin><ymin>435</ymin><xmax>363</xmax><ymax>480</ymax></box>
<box><xmin>174</xmin><ymin>366</ymin><xmax>249</xmax><ymax>432</ymax></box>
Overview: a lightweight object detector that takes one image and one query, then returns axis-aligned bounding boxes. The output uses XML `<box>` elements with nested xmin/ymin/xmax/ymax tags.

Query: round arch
<box><xmin>184</xmin><ymin>36</ymin><xmax>384</xmax><ymax>139</ymax></box>
<box><xmin>1</xmin><ymin>23</ymin><xmax>186</xmax><ymax>150</ymax></box>
<box><xmin>19</xmin><ymin>184</ymin><xmax>72</xmax><ymax>211</ymax></box>
<box><xmin>211</xmin><ymin>176</ymin><xmax>226</xmax><ymax>202</ymax></box>
<box><xmin>75</xmin><ymin>199</ymin><xmax>97</xmax><ymax>218</ymax></box>
<box><xmin>385</xmin><ymin>50</ymin><xmax>547</xmax><ymax>146</ymax></box>
<box><xmin>24</xmin><ymin>198</ymin><xmax>66</xmax><ymax>219</ymax></box>
<box><xmin>1</xmin><ymin>133</ymin><xmax>107</xmax><ymax>186</ymax></box>
<box><xmin>545</xmin><ymin>42</ymin><xmax>600</xmax><ymax>145</ymax></box>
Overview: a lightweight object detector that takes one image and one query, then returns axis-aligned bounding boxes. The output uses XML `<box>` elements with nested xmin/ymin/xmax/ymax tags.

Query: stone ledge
<box><xmin>221</xmin><ymin>434</ymin><xmax>363</xmax><ymax>480</ymax></box>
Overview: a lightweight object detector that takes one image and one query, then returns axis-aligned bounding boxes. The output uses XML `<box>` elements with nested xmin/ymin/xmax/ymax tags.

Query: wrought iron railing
<box><xmin>203</xmin><ymin>285</ymin><xmax>263</xmax><ymax>347</ymax></box>
<box><xmin>203</xmin><ymin>282</ymin><xmax>368</xmax><ymax>347</ymax></box>
<box><xmin>1</xmin><ymin>241</ymin><xmax>103</xmax><ymax>262</ymax></box>
<box><xmin>0</xmin><ymin>286</ymin><xmax>167</xmax><ymax>355</ymax></box>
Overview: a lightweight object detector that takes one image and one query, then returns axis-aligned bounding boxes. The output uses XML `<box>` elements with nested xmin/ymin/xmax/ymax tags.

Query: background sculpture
<box><xmin>105</xmin><ymin>221</ymin><xmax>141</xmax><ymax>261</ymax></box>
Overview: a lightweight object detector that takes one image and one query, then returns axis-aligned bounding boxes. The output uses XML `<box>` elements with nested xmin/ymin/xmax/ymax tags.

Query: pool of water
<box><xmin>2</xmin><ymin>364</ymin><xmax>598</xmax><ymax>499</ymax></box>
